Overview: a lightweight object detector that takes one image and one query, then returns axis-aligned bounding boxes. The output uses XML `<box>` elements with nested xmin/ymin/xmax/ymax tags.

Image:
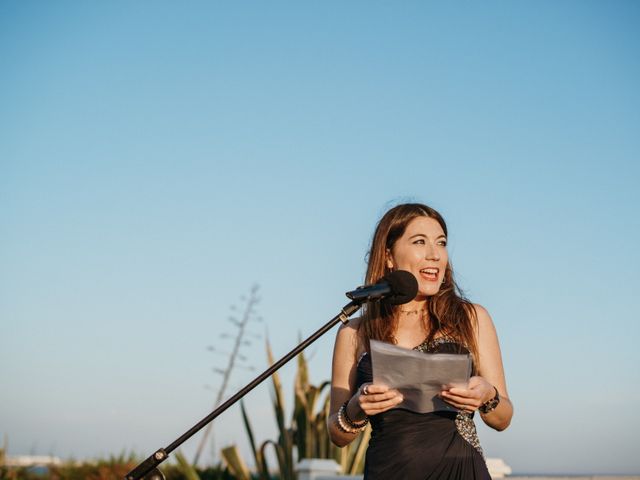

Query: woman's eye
<box><xmin>438</xmin><ymin>241</ymin><xmax>447</xmax><ymax>246</ymax></box>
<box><xmin>413</xmin><ymin>239</ymin><xmax>425</xmax><ymax>245</ymax></box>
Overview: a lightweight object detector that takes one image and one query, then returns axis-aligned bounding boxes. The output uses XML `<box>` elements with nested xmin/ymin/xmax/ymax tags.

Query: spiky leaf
<box><xmin>221</xmin><ymin>445</ymin><xmax>251</xmax><ymax>480</ymax></box>
<box><xmin>174</xmin><ymin>450</ymin><xmax>202</xmax><ymax>480</ymax></box>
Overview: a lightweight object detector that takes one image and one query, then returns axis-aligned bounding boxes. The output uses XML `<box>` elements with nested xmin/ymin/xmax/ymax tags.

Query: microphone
<box><xmin>345</xmin><ymin>270</ymin><xmax>418</xmax><ymax>305</ymax></box>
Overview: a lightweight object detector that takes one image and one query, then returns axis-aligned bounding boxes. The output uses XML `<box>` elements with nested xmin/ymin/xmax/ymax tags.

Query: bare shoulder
<box><xmin>343</xmin><ymin>315</ymin><xmax>363</xmax><ymax>330</ymax></box>
<box><xmin>337</xmin><ymin>316</ymin><xmax>362</xmax><ymax>339</ymax></box>
<box><xmin>471</xmin><ymin>303</ymin><xmax>491</xmax><ymax>320</ymax></box>
<box><xmin>471</xmin><ymin>303</ymin><xmax>496</xmax><ymax>333</ymax></box>
<box><xmin>334</xmin><ymin>316</ymin><xmax>364</xmax><ymax>361</ymax></box>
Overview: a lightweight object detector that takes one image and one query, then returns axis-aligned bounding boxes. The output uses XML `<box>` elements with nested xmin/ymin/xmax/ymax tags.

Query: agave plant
<box><xmin>172</xmin><ymin>451</ymin><xmax>202</xmax><ymax>480</ymax></box>
<box><xmin>292</xmin><ymin>351</ymin><xmax>370</xmax><ymax>475</ymax></box>
<box><xmin>221</xmin><ymin>340</ymin><xmax>369</xmax><ymax>479</ymax></box>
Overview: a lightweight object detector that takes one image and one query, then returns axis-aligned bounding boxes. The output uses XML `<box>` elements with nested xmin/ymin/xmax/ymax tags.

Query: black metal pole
<box><xmin>125</xmin><ymin>300</ymin><xmax>362</xmax><ymax>480</ymax></box>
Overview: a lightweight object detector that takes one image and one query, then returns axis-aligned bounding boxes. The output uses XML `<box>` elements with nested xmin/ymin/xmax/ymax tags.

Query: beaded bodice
<box><xmin>414</xmin><ymin>335</ymin><xmax>470</xmax><ymax>354</ymax></box>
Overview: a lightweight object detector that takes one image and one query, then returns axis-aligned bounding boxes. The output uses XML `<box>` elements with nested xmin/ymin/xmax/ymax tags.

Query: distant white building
<box><xmin>486</xmin><ymin>458</ymin><xmax>512</xmax><ymax>478</ymax></box>
<box><xmin>3</xmin><ymin>455</ymin><xmax>62</xmax><ymax>468</ymax></box>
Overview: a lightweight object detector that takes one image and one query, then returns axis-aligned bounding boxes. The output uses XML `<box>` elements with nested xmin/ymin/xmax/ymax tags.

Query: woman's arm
<box><xmin>327</xmin><ymin>320</ymin><xmax>403</xmax><ymax>447</ymax></box>
<box><xmin>327</xmin><ymin>321</ymin><xmax>364</xmax><ymax>447</ymax></box>
<box><xmin>474</xmin><ymin>304</ymin><xmax>513</xmax><ymax>430</ymax></box>
<box><xmin>440</xmin><ymin>304</ymin><xmax>513</xmax><ymax>431</ymax></box>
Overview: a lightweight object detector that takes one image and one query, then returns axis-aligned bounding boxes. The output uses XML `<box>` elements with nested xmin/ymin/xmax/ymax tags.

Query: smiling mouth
<box><xmin>419</xmin><ymin>268</ymin><xmax>439</xmax><ymax>281</ymax></box>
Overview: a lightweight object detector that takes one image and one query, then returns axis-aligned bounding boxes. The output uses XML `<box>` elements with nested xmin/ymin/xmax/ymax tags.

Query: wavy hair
<box><xmin>359</xmin><ymin>203</ymin><xmax>478</xmax><ymax>361</ymax></box>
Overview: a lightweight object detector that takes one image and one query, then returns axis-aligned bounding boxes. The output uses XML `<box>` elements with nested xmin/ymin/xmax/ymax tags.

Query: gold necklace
<box><xmin>398</xmin><ymin>308</ymin><xmax>426</xmax><ymax>316</ymax></box>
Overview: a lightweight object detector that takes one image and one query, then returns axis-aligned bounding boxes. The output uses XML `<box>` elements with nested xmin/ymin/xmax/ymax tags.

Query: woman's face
<box><xmin>387</xmin><ymin>216</ymin><xmax>448</xmax><ymax>299</ymax></box>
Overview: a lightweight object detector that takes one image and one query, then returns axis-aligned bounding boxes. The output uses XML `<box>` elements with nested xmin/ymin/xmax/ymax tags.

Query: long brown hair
<box><xmin>360</xmin><ymin>203</ymin><xmax>478</xmax><ymax>360</ymax></box>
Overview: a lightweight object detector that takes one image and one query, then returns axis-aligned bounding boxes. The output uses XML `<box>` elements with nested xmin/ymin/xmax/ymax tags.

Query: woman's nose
<box><xmin>425</xmin><ymin>243</ymin><xmax>440</xmax><ymax>260</ymax></box>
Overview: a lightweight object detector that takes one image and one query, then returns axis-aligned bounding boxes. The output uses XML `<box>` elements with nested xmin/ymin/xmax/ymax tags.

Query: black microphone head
<box><xmin>381</xmin><ymin>270</ymin><xmax>418</xmax><ymax>305</ymax></box>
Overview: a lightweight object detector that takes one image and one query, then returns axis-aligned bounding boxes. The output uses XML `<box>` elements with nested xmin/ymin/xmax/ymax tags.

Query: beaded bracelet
<box><xmin>336</xmin><ymin>401</ymin><xmax>368</xmax><ymax>434</ymax></box>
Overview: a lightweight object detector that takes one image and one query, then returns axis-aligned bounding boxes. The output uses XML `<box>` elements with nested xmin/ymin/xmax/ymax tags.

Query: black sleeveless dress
<box><xmin>357</xmin><ymin>338</ymin><xmax>491</xmax><ymax>480</ymax></box>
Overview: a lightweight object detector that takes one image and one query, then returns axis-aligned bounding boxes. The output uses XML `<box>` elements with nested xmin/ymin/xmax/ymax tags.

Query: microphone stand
<box><xmin>125</xmin><ymin>300</ymin><xmax>362</xmax><ymax>480</ymax></box>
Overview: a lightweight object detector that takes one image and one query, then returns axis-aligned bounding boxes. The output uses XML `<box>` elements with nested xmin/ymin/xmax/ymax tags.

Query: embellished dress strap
<box><xmin>413</xmin><ymin>334</ymin><xmax>468</xmax><ymax>353</ymax></box>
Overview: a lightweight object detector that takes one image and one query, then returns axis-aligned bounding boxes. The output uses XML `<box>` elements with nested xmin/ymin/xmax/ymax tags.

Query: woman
<box><xmin>328</xmin><ymin>203</ymin><xmax>513</xmax><ymax>479</ymax></box>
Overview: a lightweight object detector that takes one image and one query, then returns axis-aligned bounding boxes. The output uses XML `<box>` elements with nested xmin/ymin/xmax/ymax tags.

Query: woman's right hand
<box><xmin>355</xmin><ymin>383</ymin><xmax>404</xmax><ymax>416</ymax></box>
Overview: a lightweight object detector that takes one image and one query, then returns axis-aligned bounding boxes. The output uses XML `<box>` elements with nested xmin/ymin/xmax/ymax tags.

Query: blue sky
<box><xmin>1</xmin><ymin>1</ymin><xmax>639</xmax><ymax>475</ymax></box>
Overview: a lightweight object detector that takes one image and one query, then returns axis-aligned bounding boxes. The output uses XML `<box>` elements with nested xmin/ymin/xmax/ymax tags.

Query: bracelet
<box><xmin>344</xmin><ymin>401</ymin><xmax>368</xmax><ymax>428</ymax></box>
<box><xmin>479</xmin><ymin>386</ymin><xmax>500</xmax><ymax>414</ymax></box>
<box><xmin>336</xmin><ymin>401</ymin><xmax>368</xmax><ymax>434</ymax></box>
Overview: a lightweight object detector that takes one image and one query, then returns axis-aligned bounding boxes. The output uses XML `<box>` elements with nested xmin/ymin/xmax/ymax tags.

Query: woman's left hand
<box><xmin>440</xmin><ymin>376</ymin><xmax>495</xmax><ymax>413</ymax></box>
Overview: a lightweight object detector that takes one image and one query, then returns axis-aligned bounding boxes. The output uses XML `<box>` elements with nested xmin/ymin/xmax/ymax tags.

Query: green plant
<box><xmin>172</xmin><ymin>451</ymin><xmax>202</xmax><ymax>480</ymax></box>
<box><xmin>222</xmin><ymin>341</ymin><xmax>369</xmax><ymax>480</ymax></box>
<box><xmin>159</xmin><ymin>451</ymin><xmax>236</xmax><ymax>480</ymax></box>
<box><xmin>292</xmin><ymin>351</ymin><xmax>370</xmax><ymax>475</ymax></box>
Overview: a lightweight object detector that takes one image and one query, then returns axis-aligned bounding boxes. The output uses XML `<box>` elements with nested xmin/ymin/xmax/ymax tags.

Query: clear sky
<box><xmin>1</xmin><ymin>1</ymin><xmax>639</xmax><ymax>475</ymax></box>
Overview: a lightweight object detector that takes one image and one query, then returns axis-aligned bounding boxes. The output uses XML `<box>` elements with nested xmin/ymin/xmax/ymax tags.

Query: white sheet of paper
<box><xmin>370</xmin><ymin>339</ymin><xmax>472</xmax><ymax>413</ymax></box>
